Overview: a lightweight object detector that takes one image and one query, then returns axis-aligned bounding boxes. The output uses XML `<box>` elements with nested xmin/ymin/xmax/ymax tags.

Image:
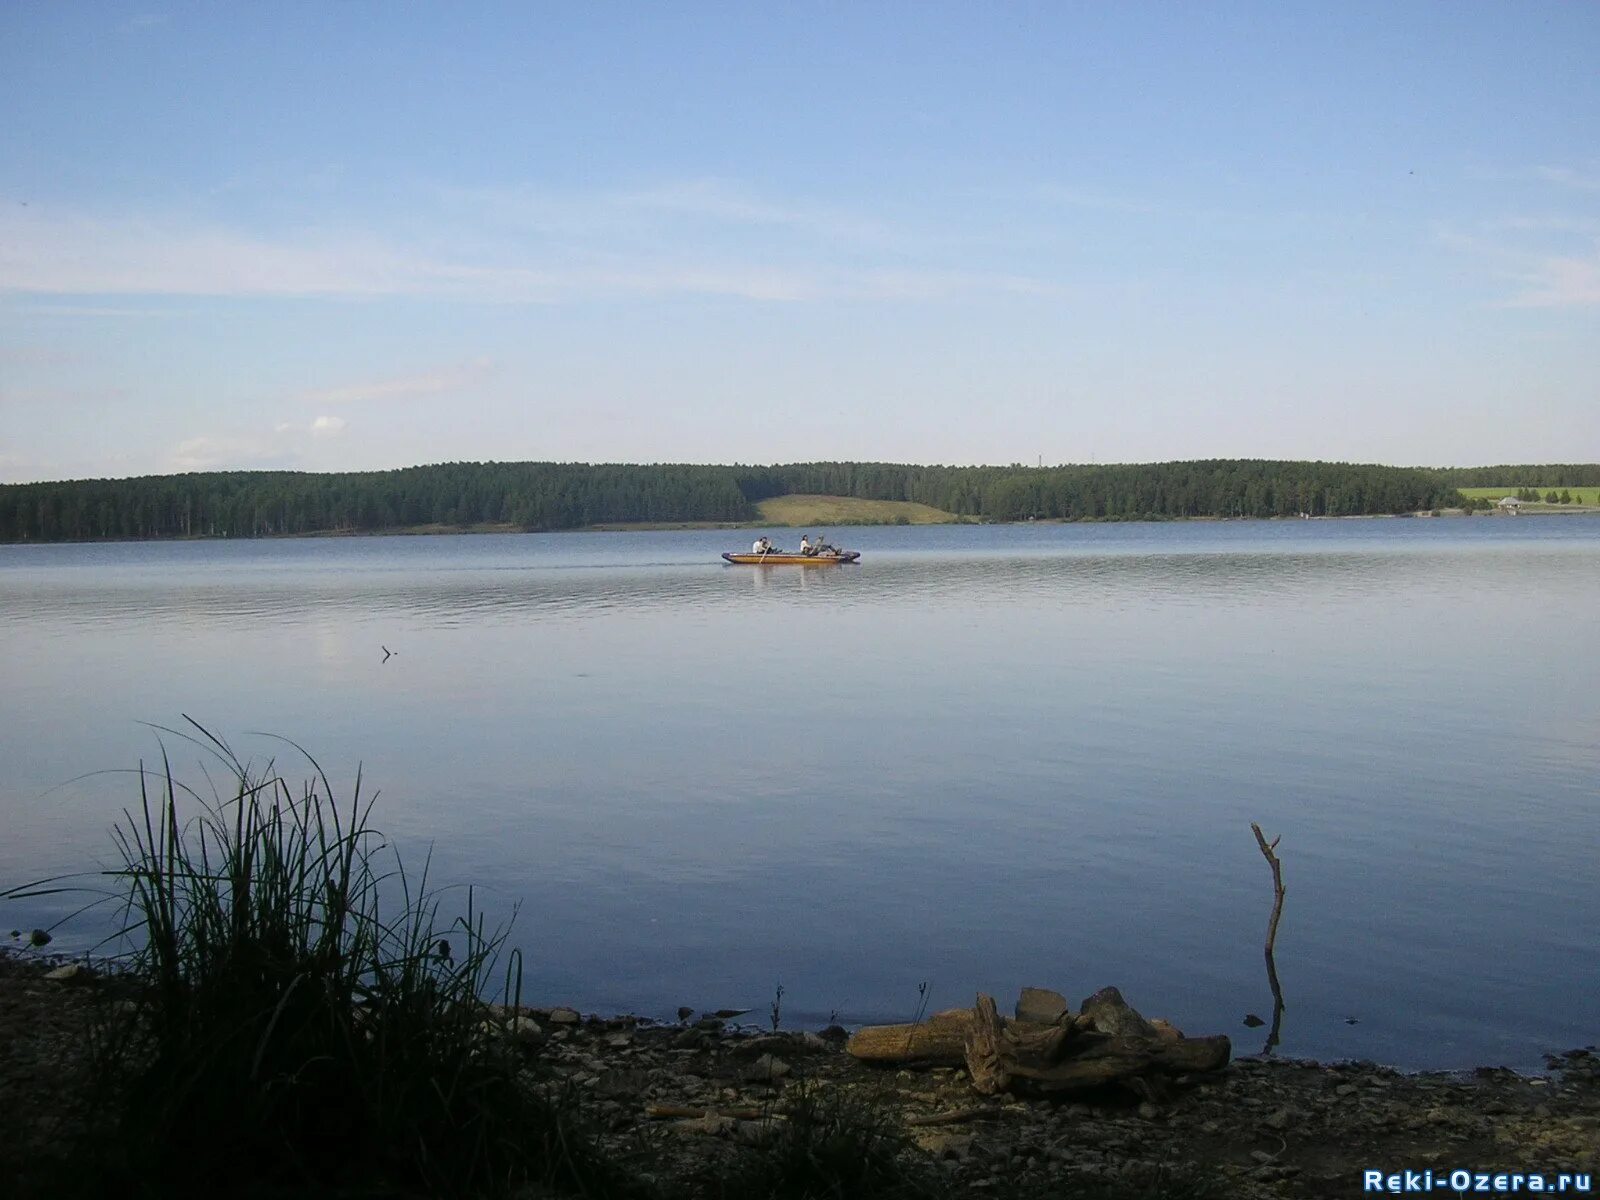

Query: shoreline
<box><xmin>3</xmin><ymin>506</ymin><xmax>1597</xmax><ymax>547</ymax></box>
<box><xmin>3</xmin><ymin>952</ymin><xmax>1595</xmax><ymax>1198</ymax></box>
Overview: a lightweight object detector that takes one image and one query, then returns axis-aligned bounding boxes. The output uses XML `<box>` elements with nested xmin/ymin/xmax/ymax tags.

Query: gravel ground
<box><xmin>3</xmin><ymin>953</ymin><xmax>1595</xmax><ymax>1199</ymax></box>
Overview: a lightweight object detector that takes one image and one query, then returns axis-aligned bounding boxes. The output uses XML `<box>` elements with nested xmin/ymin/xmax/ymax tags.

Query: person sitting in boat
<box><xmin>752</xmin><ymin>535</ymin><xmax>771</xmax><ymax>555</ymax></box>
<box><xmin>798</xmin><ymin>534</ymin><xmax>814</xmax><ymax>556</ymax></box>
<box><xmin>815</xmin><ymin>533</ymin><xmax>836</xmax><ymax>556</ymax></box>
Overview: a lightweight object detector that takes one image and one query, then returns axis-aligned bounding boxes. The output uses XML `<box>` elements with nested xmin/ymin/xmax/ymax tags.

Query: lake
<box><xmin>2</xmin><ymin>517</ymin><xmax>1597</xmax><ymax>1070</ymax></box>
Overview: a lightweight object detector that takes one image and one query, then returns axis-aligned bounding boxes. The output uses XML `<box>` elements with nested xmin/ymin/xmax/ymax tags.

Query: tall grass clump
<box><xmin>76</xmin><ymin>721</ymin><xmax>632</xmax><ymax>1199</ymax></box>
<box><xmin>701</xmin><ymin>1081</ymin><xmax>944</xmax><ymax>1200</ymax></box>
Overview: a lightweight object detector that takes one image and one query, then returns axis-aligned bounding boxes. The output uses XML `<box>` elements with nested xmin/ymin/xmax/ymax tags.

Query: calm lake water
<box><xmin>2</xmin><ymin>518</ymin><xmax>1597</xmax><ymax>1069</ymax></box>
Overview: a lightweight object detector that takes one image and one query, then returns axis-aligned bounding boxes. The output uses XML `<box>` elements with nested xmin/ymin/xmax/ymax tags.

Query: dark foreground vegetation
<box><xmin>8</xmin><ymin>458</ymin><xmax>1597</xmax><ymax>541</ymax></box>
<box><xmin>2</xmin><ymin>724</ymin><xmax>644</xmax><ymax>1199</ymax></box>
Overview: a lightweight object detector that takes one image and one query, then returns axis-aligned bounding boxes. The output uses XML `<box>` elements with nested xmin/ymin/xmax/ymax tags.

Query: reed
<box><xmin>66</xmin><ymin>719</ymin><xmax>629</xmax><ymax>1199</ymax></box>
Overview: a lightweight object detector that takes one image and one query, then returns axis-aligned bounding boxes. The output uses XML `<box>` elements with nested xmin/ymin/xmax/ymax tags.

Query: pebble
<box><xmin>1263</xmin><ymin>1106</ymin><xmax>1293</xmax><ymax>1131</ymax></box>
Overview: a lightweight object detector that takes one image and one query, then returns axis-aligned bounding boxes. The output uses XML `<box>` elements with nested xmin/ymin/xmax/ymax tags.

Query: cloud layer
<box><xmin>0</xmin><ymin>189</ymin><xmax>1046</xmax><ymax>304</ymax></box>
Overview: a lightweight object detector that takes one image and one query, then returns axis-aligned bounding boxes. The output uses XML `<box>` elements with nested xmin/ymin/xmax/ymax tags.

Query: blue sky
<box><xmin>2</xmin><ymin>2</ymin><xmax>1597</xmax><ymax>482</ymax></box>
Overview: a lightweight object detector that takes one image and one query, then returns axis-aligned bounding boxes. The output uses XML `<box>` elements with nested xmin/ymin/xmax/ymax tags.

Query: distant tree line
<box><xmin>0</xmin><ymin>458</ymin><xmax>1534</xmax><ymax>543</ymax></box>
<box><xmin>736</xmin><ymin>460</ymin><xmax>1455</xmax><ymax>521</ymax></box>
<box><xmin>0</xmin><ymin>463</ymin><xmax>755</xmax><ymax>541</ymax></box>
<box><xmin>1435</xmin><ymin>464</ymin><xmax>1600</xmax><ymax>488</ymax></box>
<box><xmin>1509</xmin><ymin>487</ymin><xmax>1579</xmax><ymax>504</ymax></box>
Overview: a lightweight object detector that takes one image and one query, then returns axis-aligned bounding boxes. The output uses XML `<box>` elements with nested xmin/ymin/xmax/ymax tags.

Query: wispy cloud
<box><xmin>0</xmin><ymin>204</ymin><xmax>1040</xmax><ymax>303</ymax></box>
<box><xmin>1441</xmin><ymin>161</ymin><xmax>1600</xmax><ymax>309</ymax></box>
<box><xmin>0</xmin><ymin>384</ymin><xmax>130</xmax><ymax>407</ymax></box>
<box><xmin>172</xmin><ymin>413</ymin><xmax>348</xmax><ymax>472</ymax></box>
<box><xmin>171</xmin><ymin>433</ymin><xmax>288</xmax><ymax>472</ymax></box>
<box><xmin>439</xmin><ymin>177</ymin><xmax>905</xmax><ymax>248</ymax></box>
<box><xmin>274</xmin><ymin>415</ymin><xmax>349</xmax><ymax>437</ymax></box>
<box><xmin>1481</xmin><ymin>215</ymin><xmax>1600</xmax><ymax>236</ymax></box>
<box><xmin>293</xmin><ymin>359</ymin><xmax>494</xmax><ymax>406</ymax></box>
<box><xmin>1505</xmin><ymin>245</ymin><xmax>1600</xmax><ymax>308</ymax></box>
<box><xmin>11</xmin><ymin>304</ymin><xmax>181</xmax><ymax>318</ymax></box>
<box><xmin>0</xmin><ymin>345</ymin><xmax>82</xmax><ymax>368</ymax></box>
<box><xmin>1032</xmin><ymin>184</ymin><xmax>1159</xmax><ymax>215</ymax></box>
<box><xmin>1533</xmin><ymin>165</ymin><xmax>1600</xmax><ymax>194</ymax></box>
<box><xmin>1440</xmin><ymin>224</ymin><xmax>1600</xmax><ymax>309</ymax></box>
<box><xmin>610</xmin><ymin>179</ymin><xmax>895</xmax><ymax>244</ymax></box>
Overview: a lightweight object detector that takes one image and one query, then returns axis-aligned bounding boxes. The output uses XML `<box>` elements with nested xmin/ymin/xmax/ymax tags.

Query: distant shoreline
<box><xmin>4</xmin><ymin>506</ymin><xmax>1599</xmax><ymax>546</ymax></box>
<box><xmin>11</xmin><ymin>463</ymin><xmax>1595</xmax><ymax>542</ymax></box>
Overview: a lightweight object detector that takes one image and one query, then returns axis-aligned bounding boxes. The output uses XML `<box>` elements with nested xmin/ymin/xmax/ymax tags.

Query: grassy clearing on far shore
<box><xmin>1459</xmin><ymin>486</ymin><xmax>1600</xmax><ymax>505</ymax></box>
<box><xmin>754</xmin><ymin>494</ymin><xmax>960</xmax><ymax>526</ymax></box>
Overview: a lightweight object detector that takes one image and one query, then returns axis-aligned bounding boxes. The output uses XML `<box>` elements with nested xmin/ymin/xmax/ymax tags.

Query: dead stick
<box><xmin>1263</xmin><ymin>948</ymin><xmax>1285</xmax><ymax>1054</ymax></box>
<box><xmin>645</xmin><ymin>1104</ymin><xmax>768</xmax><ymax>1121</ymax></box>
<box><xmin>1251</xmin><ymin>821</ymin><xmax>1288</xmax><ymax>1054</ymax></box>
<box><xmin>906</xmin><ymin>1107</ymin><xmax>992</xmax><ymax>1127</ymax></box>
<box><xmin>1250</xmin><ymin>821</ymin><xmax>1285</xmax><ymax>957</ymax></box>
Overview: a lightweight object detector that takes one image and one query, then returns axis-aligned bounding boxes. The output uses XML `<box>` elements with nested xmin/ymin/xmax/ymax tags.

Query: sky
<box><xmin>1</xmin><ymin>1</ymin><xmax>1597</xmax><ymax>483</ymax></box>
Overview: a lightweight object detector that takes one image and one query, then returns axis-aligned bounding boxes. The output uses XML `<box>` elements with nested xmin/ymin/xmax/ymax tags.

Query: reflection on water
<box><xmin>2</xmin><ymin>518</ymin><xmax>1598</xmax><ymax>1069</ymax></box>
<box><xmin>6</xmin><ymin>545</ymin><xmax>1583</xmax><ymax>630</ymax></box>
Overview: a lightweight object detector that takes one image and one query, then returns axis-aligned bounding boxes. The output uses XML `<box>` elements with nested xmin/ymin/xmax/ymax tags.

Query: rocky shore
<box><xmin>3</xmin><ymin>954</ymin><xmax>1595</xmax><ymax>1198</ymax></box>
<box><xmin>509</xmin><ymin>1006</ymin><xmax>1598</xmax><ymax>1197</ymax></box>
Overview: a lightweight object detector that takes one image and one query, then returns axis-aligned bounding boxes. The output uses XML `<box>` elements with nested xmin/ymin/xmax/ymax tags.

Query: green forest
<box><xmin>1</xmin><ymin>458</ymin><xmax>1594</xmax><ymax>542</ymax></box>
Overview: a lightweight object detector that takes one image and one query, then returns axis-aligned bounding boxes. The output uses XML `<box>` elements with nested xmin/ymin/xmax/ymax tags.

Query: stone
<box><xmin>1078</xmin><ymin>986</ymin><xmax>1158</xmax><ymax>1039</ymax></box>
<box><xmin>1243</xmin><ymin>1013</ymin><xmax>1265</xmax><ymax>1027</ymax></box>
<box><xmin>593</xmin><ymin>1068</ymin><xmax>650</xmax><ymax>1099</ymax></box>
<box><xmin>1263</xmin><ymin>1106</ymin><xmax>1293</xmax><ymax>1131</ymax></box>
<box><xmin>508</xmin><ymin>1015</ymin><xmax>544</xmax><ymax>1041</ymax></box>
<box><xmin>913</xmin><ymin>1130</ymin><xmax>974</xmax><ymax>1159</ymax></box>
<box><xmin>740</xmin><ymin>1053</ymin><xmax>791</xmax><ymax>1083</ymax></box>
<box><xmin>548</xmin><ymin>1007</ymin><xmax>581</xmax><ymax>1025</ymax></box>
<box><xmin>43</xmin><ymin>964</ymin><xmax>82</xmax><ymax>982</ymax></box>
<box><xmin>1015</xmin><ymin>987</ymin><xmax>1069</xmax><ymax>1025</ymax></box>
<box><xmin>28</xmin><ymin>929</ymin><xmax>52</xmax><ymax>948</ymax></box>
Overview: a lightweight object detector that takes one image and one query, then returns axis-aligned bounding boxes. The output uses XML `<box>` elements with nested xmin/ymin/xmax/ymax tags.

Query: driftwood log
<box><xmin>848</xmin><ymin>987</ymin><xmax>1230</xmax><ymax>1097</ymax></box>
<box><xmin>845</xmin><ymin>1009</ymin><xmax>974</xmax><ymax>1064</ymax></box>
<box><xmin>846</xmin><ymin>1004</ymin><xmax>1089</xmax><ymax>1066</ymax></box>
<box><xmin>965</xmin><ymin>993</ymin><xmax>1230</xmax><ymax>1095</ymax></box>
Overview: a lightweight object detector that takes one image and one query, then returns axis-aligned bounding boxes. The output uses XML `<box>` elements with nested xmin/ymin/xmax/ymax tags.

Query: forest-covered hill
<box><xmin>1</xmin><ymin>458</ymin><xmax>1591</xmax><ymax>542</ymax></box>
